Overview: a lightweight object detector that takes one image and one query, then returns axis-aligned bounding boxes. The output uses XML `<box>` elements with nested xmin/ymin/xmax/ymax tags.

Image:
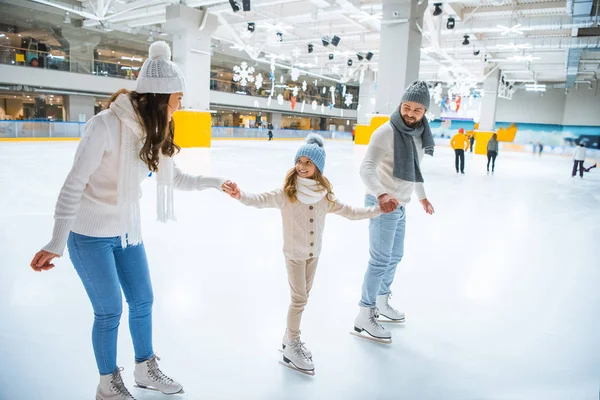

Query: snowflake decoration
<box><xmin>329</xmin><ymin>103</ymin><xmax>334</xmax><ymax>110</ymax></box>
<box><xmin>277</xmin><ymin>94</ymin><xmax>284</xmax><ymax>105</ymax></box>
<box><xmin>255</xmin><ymin>73</ymin><xmax>263</xmax><ymax>90</ymax></box>
<box><xmin>342</xmin><ymin>85</ymin><xmax>347</xmax><ymax>97</ymax></box>
<box><xmin>344</xmin><ymin>93</ymin><xmax>353</xmax><ymax>107</ymax></box>
<box><xmin>233</xmin><ymin>62</ymin><xmax>255</xmax><ymax>87</ymax></box>
<box><xmin>291</xmin><ymin>68</ymin><xmax>300</xmax><ymax>81</ymax></box>
<box><xmin>292</xmin><ymin>86</ymin><xmax>299</xmax><ymax>97</ymax></box>
<box><xmin>312</xmin><ymin>100</ymin><xmax>318</xmax><ymax>110</ymax></box>
<box><xmin>426</xmin><ymin>111</ymin><xmax>436</xmax><ymax>121</ymax></box>
<box><xmin>322</xmin><ymin>87</ymin><xmax>327</xmax><ymax>94</ymax></box>
<box><xmin>302</xmin><ymin>80</ymin><xmax>307</xmax><ymax>92</ymax></box>
<box><xmin>253</xmin><ymin>100</ymin><xmax>260</xmax><ymax>108</ymax></box>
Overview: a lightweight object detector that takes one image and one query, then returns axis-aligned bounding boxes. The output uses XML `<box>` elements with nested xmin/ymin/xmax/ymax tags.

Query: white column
<box><xmin>478</xmin><ymin>68</ymin><xmax>500</xmax><ymax>131</ymax></box>
<box><xmin>165</xmin><ymin>4</ymin><xmax>218</xmax><ymax>111</ymax></box>
<box><xmin>375</xmin><ymin>0</ymin><xmax>426</xmax><ymax>115</ymax></box>
<box><xmin>271</xmin><ymin>112</ymin><xmax>282</xmax><ymax>128</ymax></box>
<box><xmin>65</xmin><ymin>95</ymin><xmax>95</xmax><ymax>122</ymax></box>
<box><xmin>358</xmin><ymin>69</ymin><xmax>376</xmax><ymax>125</ymax></box>
<box><xmin>62</xmin><ymin>29</ymin><xmax>101</xmax><ymax>74</ymax></box>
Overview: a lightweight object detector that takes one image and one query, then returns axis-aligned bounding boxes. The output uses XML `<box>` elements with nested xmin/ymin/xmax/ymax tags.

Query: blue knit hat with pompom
<box><xmin>295</xmin><ymin>134</ymin><xmax>326</xmax><ymax>173</ymax></box>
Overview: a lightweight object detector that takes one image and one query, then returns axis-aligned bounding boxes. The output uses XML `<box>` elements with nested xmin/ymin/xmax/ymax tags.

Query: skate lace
<box><xmin>291</xmin><ymin>339</ymin><xmax>310</xmax><ymax>360</ymax></box>
<box><xmin>368</xmin><ymin>307</ymin><xmax>385</xmax><ymax>332</ymax></box>
<box><xmin>147</xmin><ymin>355</ymin><xmax>174</xmax><ymax>385</ymax></box>
<box><xmin>384</xmin><ymin>293</ymin><xmax>399</xmax><ymax>314</ymax></box>
<box><xmin>110</xmin><ymin>367</ymin><xmax>135</xmax><ymax>399</ymax></box>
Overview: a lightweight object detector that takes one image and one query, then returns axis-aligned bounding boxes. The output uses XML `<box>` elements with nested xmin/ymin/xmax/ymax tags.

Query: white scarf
<box><xmin>109</xmin><ymin>94</ymin><xmax>175</xmax><ymax>248</ymax></box>
<box><xmin>296</xmin><ymin>177</ymin><xmax>327</xmax><ymax>204</ymax></box>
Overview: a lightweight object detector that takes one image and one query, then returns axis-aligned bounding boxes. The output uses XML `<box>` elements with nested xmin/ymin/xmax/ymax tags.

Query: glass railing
<box><xmin>0</xmin><ymin>120</ymin><xmax>84</xmax><ymax>138</ymax></box>
<box><xmin>0</xmin><ymin>120</ymin><xmax>352</xmax><ymax>140</ymax></box>
<box><xmin>0</xmin><ymin>44</ymin><xmax>141</xmax><ymax>80</ymax></box>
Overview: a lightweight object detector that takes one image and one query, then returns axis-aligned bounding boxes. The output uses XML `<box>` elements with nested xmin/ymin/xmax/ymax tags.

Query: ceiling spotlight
<box><xmin>433</xmin><ymin>3</ymin><xmax>443</xmax><ymax>16</ymax></box>
<box><xmin>63</xmin><ymin>11</ymin><xmax>71</xmax><ymax>24</ymax></box>
<box><xmin>473</xmin><ymin>49</ymin><xmax>480</xmax><ymax>56</ymax></box>
<box><xmin>366</xmin><ymin>52</ymin><xmax>374</xmax><ymax>61</ymax></box>
<box><xmin>308</xmin><ymin>44</ymin><xmax>313</xmax><ymax>53</ymax></box>
<box><xmin>242</xmin><ymin>0</ymin><xmax>251</xmax><ymax>11</ymax></box>
<box><xmin>331</xmin><ymin>35</ymin><xmax>341</xmax><ymax>46</ymax></box>
<box><xmin>276</xmin><ymin>32</ymin><xmax>283</xmax><ymax>42</ymax></box>
<box><xmin>247</xmin><ymin>22</ymin><xmax>255</xmax><ymax>32</ymax></box>
<box><xmin>322</xmin><ymin>37</ymin><xmax>330</xmax><ymax>47</ymax></box>
<box><xmin>462</xmin><ymin>35</ymin><xmax>470</xmax><ymax>45</ymax></box>
<box><xmin>357</xmin><ymin>53</ymin><xmax>364</xmax><ymax>61</ymax></box>
<box><xmin>329</xmin><ymin>53</ymin><xmax>334</xmax><ymax>60</ymax></box>
<box><xmin>347</xmin><ymin>59</ymin><xmax>353</xmax><ymax>66</ymax></box>
<box><xmin>228</xmin><ymin>0</ymin><xmax>240</xmax><ymax>12</ymax></box>
<box><xmin>446</xmin><ymin>16</ymin><xmax>455</xmax><ymax>29</ymax></box>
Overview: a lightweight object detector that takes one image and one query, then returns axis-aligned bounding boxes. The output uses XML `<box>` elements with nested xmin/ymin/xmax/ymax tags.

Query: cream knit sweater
<box><xmin>43</xmin><ymin>99</ymin><xmax>226</xmax><ymax>257</ymax></box>
<box><xmin>240</xmin><ymin>189</ymin><xmax>381</xmax><ymax>260</ymax></box>
<box><xmin>360</xmin><ymin>122</ymin><xmax>427</xmax><ymax>205</ymax></box>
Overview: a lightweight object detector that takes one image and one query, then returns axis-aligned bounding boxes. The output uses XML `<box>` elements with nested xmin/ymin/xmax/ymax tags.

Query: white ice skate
<box><xmin>133</xmin><ymin>354</ymin><xmax>184</xmax><ymax>395</ymax></box>
<box><xmin>350</xmin><ymin>306</ymin><xmax>392</xmax><ymax>344</ymax></box>
<box><xmin>376</xmin><ymin>293</ymin><xmax>405</xmax><ymax>323</ymax></box>
<box><xmin>280</xmin><ymin>337</ymin><xmax>315</xmax><ymax>376</ymax></box>
<box><xmin>281</xmin><ymin>329</ymin><xmax>312</xmax><ymax>359</ymax></box>
<box><xmin>96</xmin><ymin>367</ymin><xmax>136</xmax><ymax>400</ymax></box>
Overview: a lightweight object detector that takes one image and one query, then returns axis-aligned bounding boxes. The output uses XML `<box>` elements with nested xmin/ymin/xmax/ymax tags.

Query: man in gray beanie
<box><xmin>352</xmin><ymin>81</ymin><xmax>435</xmax><ymax>343</ymax></box>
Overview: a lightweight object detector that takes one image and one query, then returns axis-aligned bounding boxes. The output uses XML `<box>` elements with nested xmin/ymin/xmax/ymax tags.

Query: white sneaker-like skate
<box><xmin>280</xmin><ymin>337</ymin><xmax>315</xmax><ymax>375</ymax></box>
<box><xmin>351</xmin><ymin>306</ymin><xmax>392</xmax><ymax>344</ymax></box>
<box><xmin>282</xmin><ymin>329</ymin><xmax>312</xmax><ymax>359</ymax></box>
<box><xmin>133</xmin><ymin>354</ymin><xmax>183</xmax><ymax>395</ymax></box>
<box><xmin>376</xmin><ymin>293</ymin><xmax>405</xmax><ymax>323</ymax></box>
<box><xmin>96</xmin><ymin>367</ymin><xmax>136</xmax><ymax>400</ymax></box>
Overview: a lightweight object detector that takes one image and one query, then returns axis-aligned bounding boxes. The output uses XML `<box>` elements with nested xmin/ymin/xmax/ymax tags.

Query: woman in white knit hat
<box><xmin>29</xmin><ymin>41</ymin><xmax>234</xmax><ymax>399</ymax></box>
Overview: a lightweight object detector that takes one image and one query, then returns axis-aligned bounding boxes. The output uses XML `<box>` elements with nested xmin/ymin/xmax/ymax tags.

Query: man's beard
<box><xmin>401</xmin><ymin>114</ymin><xmax>422</xmax><ymax>128</ymax></box>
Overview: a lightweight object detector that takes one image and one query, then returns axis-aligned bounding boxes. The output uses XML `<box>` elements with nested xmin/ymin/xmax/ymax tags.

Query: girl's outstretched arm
<box><xmin>328</xmin><ymin>198</ymin><xmax>381</xmax><ymax>220</ymax></box>
<box><xmin>224</xmin><ymin>184</ymin><xmax>284</xmax><ymax>209</ymax></box>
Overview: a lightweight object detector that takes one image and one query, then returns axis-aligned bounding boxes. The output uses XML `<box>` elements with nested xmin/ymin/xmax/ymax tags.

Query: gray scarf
<box><xmin>390</xmin><ymin>108</ymin><xmax>435</xmax><ymax>183</ymax></box>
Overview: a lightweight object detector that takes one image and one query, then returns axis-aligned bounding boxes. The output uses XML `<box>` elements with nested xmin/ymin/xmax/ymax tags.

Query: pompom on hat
<box><xmin>135</xmin><ymin>41</ymin><xmax>186</xmax><ymax>94</ymax></box>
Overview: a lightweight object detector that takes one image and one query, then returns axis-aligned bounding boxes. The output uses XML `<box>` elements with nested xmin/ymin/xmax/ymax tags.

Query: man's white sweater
<box><xmin>43</xmin><ymin>105</ymin><xmax>226</xmax><ymax>256</ymax></box>
<box><xmin>360</xmin><ymin>122</ymin><xmax>426</xmax><ymax>205</ymax></box>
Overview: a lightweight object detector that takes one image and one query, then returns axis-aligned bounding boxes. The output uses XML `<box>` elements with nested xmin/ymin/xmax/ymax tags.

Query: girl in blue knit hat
<box><xmin>224</xmin><ymin>134</ymin><xmax>381</xmax><ymax>375</ymax></box>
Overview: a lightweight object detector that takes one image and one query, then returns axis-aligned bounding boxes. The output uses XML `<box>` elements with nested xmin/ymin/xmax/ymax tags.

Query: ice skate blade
<box><xmin>377</xmin><ymin>317</ymin><xmax>405</xmax><ymax>324</ymax></box>
<box><xmin>349</xmin><ymin>331</ymin><xmax>392</xmax><ymax>344</ymax></box>
<box><xmin>279</xmin><ymin>361</ymin><xmax>315</xmax><ymax>376</ymax></box>
<box><xmin>134</xmin><ymin>384</ymin><xmax>184</xmax><ymax>395</ymax></box>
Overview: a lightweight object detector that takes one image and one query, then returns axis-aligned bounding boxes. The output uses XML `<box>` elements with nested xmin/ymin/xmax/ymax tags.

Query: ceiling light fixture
<box><xmin>357</xmin><ymin>53</ymin><xmax>364</xmax><ymax>61</ymax></box>
<box><xmin>433</xmin><ymin>3</ymin><xmax>442</xmax><ymax>16</ymax></box>
<box><xmin>308</xmin><ymin>44</ymin><xmax>313</xmax><ymax>53</ymax></box>
<box><xmin>248</xmin><ymin>22</ymin><xmax>255</xmax><ymax>32</ymax></box>
<box><xmin>331</xmin><ymin>35</ymin><xmax>341</xmax><ymax>46</ymax></box>
<box><xmin>322</xmin><ymin>37</ymin><xmax>330</xmax><ymax>47</ymax></box>
<box><xmin>366</xmin><ymin>52</ymin><xmax>374</xmax><ymax>61</ymax></box>
<box><xmin>228</xmin><ymin>0</ymin><xmax>240</xmax><ymax>12</ymax></box>
<box><xmin>462</xmin><ymin>35</ymin><xmax>470</xmax><ymax>45</ymax></box>
<box><xmin>447</xmin><ymin>16</ymin><xmax>455</xmax><ymax>29</ymax></box>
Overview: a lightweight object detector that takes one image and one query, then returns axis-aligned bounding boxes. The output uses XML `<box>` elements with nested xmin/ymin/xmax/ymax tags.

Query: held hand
<box><xmin>222</xmin><ymin>182</ymin><xmax>241</xmax><ymax>199</ymax></box>
<box><xmin>377</xmin><ymin>194</ymin><xmax>399</xmax><ymax>213</ymax></box>
<box><xmin>30</xmin><ymin>250</ymin><xmax>60</xmax><ymax>272</ymax></box>
<box><xmin>420</xmin><ymin>198</ymin><xmax>435</xmax><ymax>215</ymax></box>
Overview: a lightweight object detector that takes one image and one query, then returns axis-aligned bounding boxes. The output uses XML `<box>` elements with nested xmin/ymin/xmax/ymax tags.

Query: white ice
<box><xmin>1</xmin><ymin>140</ymin><xmax>599</xmax><ymax>400</ymax></box>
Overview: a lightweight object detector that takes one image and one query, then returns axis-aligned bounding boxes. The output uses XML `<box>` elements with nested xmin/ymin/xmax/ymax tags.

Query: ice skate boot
<box><xmin>350</xmin><ymin>306</ymin><xmax>392</xmax><ymax>344</ymax></box>
<box><xmin>133</xmin><ymin>354</ymin><xmax>183</xmax><ymax>394</ymax></box>
<box><xmin>280</xmin><ymin>337</ymin><xmax>315</xmax><ymax>376</ymax></box>
<box><xmin>282</xmin><ymin>329</ymin><xmax>312</xmax><ymax>359</ymax></box>
<box><xmin>376</xmin><ymin>293</ymin><xmax>405</xmax><ymax>323</ymax></box>
<box><xmin>96</xmin><ymin>367</ymin><xmax>136</xmax><ymax>400</ymax></box>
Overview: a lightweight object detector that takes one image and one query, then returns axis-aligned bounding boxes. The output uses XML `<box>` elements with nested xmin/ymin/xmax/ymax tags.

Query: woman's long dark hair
<box><xmin>108</xmin><ymin>89</ymin><xmax>180</xmax><ymax>172</ymax></box>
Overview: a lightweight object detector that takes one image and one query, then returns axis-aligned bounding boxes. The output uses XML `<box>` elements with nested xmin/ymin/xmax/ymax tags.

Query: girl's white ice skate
<box><xmin>376</xmin><ymin>293</ymin><xmax>406</xmax><ymax>323</ymax></box>
<box><xmin>133</xmin><ymin>354</ymin><xmax>184</xmax><ymax>394</ymax></box>
<box><xmin>96</xmin><ymin>367</ymin><xmax>136</xmax><ymax>400</ymax></box>
<box><xmin>280</xmin><ymin>337</ymin><xmax>315</xmax><ymax>376</ymax></box>
<box><xmin>351</xmin><ymin>306</ymin><xmax>392</xmax><ymax>344</ymax></box>
<box><xmin>281</xmin><ymin>329</ymin><xmax>312</xmax><ymax>359</ymax></box>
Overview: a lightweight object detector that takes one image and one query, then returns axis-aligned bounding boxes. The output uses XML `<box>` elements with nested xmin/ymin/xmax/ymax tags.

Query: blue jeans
<box><xmin>67</xmin><ymin>232</ymin><xmax>154</xmax><ymax>375</ymax></box>
<box><xmin>360</xmin><ymin>195</ymin><xmax>406</xmax><ymax>308</ymax></box>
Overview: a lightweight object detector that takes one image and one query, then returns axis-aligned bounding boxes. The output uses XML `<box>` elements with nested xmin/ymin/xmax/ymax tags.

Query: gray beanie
<box><xmin>401</xmin><ymin>81</ymin><xmax>430</xmax><ymax>110</ymax></box>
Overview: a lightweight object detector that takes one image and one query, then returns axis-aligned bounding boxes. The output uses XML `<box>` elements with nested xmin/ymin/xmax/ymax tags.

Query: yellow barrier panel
<box><xmin>497</xmin><ymin>123</ymin><xmax>517</xmax><ymax>142</ymax></box>
<box><xmin>355</xmin><ymin>115</ymin><xmax>390</xmax><ymax>145</ymax></box>
<box><xmin>172</xmin><ymin>110</ymin><xmax>212</xmax><ymax>148</ymax></box>
<box><xmin>474</xmin><ymin>131</ymin><xmax>493</xmax><ymax>155</ymax></box>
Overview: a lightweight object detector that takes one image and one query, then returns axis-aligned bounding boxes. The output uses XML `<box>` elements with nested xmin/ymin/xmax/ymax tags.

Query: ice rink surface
<box><xmin>1</xmin><ymin>140</ymin><xmax>599</xmax><ymax>400</ymax></box>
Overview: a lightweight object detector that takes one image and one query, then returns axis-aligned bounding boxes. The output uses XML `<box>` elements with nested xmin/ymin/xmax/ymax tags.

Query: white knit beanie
<box><xmin>136</xmin><ymin>41</ymin><xmax>186</xmax><ymax>94</ymax></box>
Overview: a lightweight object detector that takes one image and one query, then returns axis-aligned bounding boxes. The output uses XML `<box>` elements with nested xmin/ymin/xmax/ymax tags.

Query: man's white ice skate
<box><xmin>376</xmin><ymin>293</ymin><xmax>406</xmax><ymax>323</ymax></box>
<box><xmin>281</xmin><ymin>329</ymin><xmax>312</xmax><ymax>359</ymax></box>
<box><xmin>96</xmin><ymin>367</ymin><xmax>136</xmax><ymax>400</ymax></box>
<box><xmin>133</xmin><ymin>354</ymin><xmax>184</xmax><ymax>395</ymax></box>
<box><xmin>350</xmin><ymin>306</ymin><xmax>392</xmax><ymax>344</ymax></box>
<box><xmin>279</xmin><ymin>337</ymin><xmax>315</xmax><ymax>376</ymax></box>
